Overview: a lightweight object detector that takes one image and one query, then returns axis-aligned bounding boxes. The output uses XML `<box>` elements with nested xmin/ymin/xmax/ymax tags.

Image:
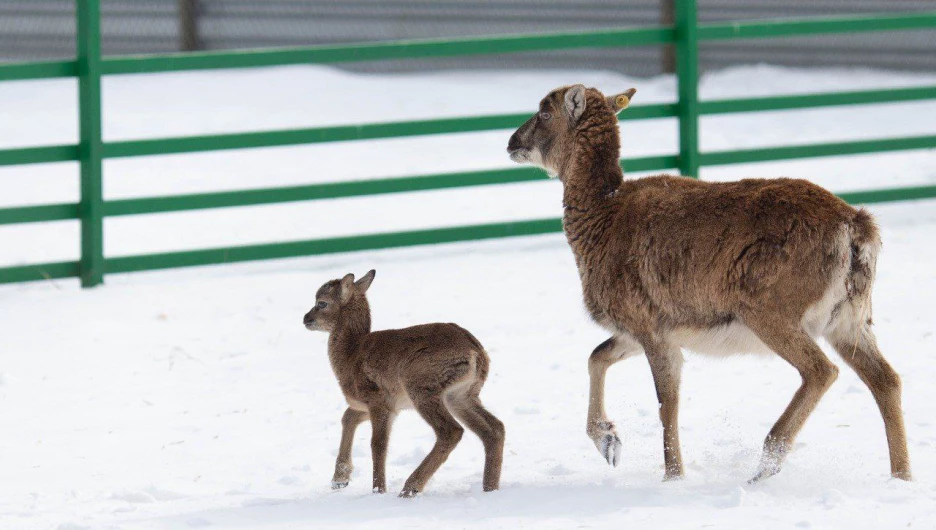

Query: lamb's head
<box><xmin>303</xmin><ymin>269</ymin><xmax>376</xmax><ymax>332</ymax></box>
<box><xmin>506</xmin><ymin>85</ymin><xmax>636</xmax><ymax>178</ymax></box>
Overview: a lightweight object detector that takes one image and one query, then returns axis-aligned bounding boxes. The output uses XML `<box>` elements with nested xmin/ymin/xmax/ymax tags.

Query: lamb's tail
<box><xmin>452</xmin><ymin>324</ymin><xmax>490</xmax><ymax>384</ymax></box>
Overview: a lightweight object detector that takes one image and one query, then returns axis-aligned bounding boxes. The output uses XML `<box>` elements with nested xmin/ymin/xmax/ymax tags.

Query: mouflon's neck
<box><xmin>327</xmin><ymin>297</ymin><xmax>372</xmax><ymax>365</ymax></box>
<box><xmin>560</xmin><ymin>111</ymin><xmax>624</xmax><ymax>211</ymax></box>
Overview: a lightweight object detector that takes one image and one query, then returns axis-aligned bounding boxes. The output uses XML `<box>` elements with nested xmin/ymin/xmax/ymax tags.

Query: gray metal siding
<box><xmin>1</xmin><ymin>1</ymin><xmax>933</xmax><ymax>75</ymax></box>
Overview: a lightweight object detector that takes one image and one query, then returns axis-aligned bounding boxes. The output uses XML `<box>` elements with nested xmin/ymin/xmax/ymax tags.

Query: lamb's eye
<box><xmin>317</xmin><ymin>301</ymin><xmax>327</xmax><ymax>309</ymax></box>
<box><xmin>539</xmin><ymin>111</ymin><xmax>551</xmax><ymax>120</ymax></box>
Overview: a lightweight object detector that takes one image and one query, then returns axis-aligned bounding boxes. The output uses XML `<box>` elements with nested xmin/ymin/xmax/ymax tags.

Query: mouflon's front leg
<box><xmin>369</xmin><ymin>407</ymin><xmax>396</xmax><ymax>493</ymax></box>
<box><xmin>332</xmin><ymin>408</ymin><xmax>369</xmax><ymax>489</ymax></box>
<box><xmin>587</xmin><ymin>336</ymin><xmax>641</xmax><ymax>466</ymax></box>
<box><xmin>643</xmin><ymin>341</ymin><xmax>685</xmax><ymax>481</ymax></box>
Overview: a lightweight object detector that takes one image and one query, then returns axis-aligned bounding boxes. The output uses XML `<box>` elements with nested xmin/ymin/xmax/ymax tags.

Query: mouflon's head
<box><xmin>506</xmin><ymin>85</ymin><xmax>636</xmax><ymax>178</ymax></box>
<box><xmin>303</xmin><ymin>269</ymin><xmax>375</xmax><ymax>332</ymax></box>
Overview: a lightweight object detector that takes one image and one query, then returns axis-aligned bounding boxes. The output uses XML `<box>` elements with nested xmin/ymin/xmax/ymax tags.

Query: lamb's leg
<box><xmin>828</xmin><ymin>326</ymin><xmax>911</xmax><ymax>480</ymax></box>
<box><xmin>587</xmin><ymin>335</ymin><xmax>641</xmax><ymax>466</ymax></box>
<box><xmin>400</xmin><ymin>394</ymin><xmax>464</xmax><ymax>497</ymax></box>
<box><xmin>332</xmin><ymin>407</ymin><xmax>369</xmax><ymax>489</ymax></box>
<box><xmin>746</xmin><ymin>318</ymin><xmax>839</xmax><ymax>483</ymax></box>
<box><xmin>449</xmin><ymin>394</ymin><xmax>505</xmax><ymax>492</ymax></box>
<box><xmin>369</xmin><ymin>407</ymin><xmax>396</xmax><ymax>493</ymax></box>
<box><xmin>643</xmin><ymin>340</ymin><xmax>685</xmax><ymax>480</ymax></box>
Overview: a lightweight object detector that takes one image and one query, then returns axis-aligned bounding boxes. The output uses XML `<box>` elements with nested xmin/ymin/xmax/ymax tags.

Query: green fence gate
<box><xmin>1</xmin><ymin>1</ymin><xmax>935</xmax><ymax>287</ymax></box>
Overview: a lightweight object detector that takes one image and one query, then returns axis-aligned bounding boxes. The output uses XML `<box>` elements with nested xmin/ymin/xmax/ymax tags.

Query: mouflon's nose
<box><xmin>507</xmin><ymin>132</ymin><xmax>521</xmax><ymax>153</ymax></box>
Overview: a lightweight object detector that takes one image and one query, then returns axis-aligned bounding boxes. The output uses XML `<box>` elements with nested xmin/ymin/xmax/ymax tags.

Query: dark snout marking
<box><xmin>507</xmin><ymin>114</ymin><xmax>537</xmax><ymax>153</ymax></box>
<box><xmin>507</xmin><ymin>130</ymin><xmax>521</xmax><ymax>153</ymax></box>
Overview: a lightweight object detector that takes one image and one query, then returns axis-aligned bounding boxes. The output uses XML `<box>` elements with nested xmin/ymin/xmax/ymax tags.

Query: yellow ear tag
<box><xmin>615</xmin><ymin>94</ymin><xmax>631</xmax><ymax>110</ymax></box>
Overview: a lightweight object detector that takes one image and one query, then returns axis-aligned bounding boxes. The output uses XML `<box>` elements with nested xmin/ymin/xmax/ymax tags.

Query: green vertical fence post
<box><xmin>675</xmin><ymin>0</ymin><xmax>700</xmax><ymax>178</ymax></box>
<box><xmin>77</xmin><ymin>0</ymin><xmax>105</xmax><ymax>287</ymax></box>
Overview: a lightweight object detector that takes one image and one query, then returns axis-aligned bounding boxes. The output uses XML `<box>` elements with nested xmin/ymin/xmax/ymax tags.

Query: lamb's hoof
<box><xmin>399</xmin><ymin>488</ymin><xmax>418</xmax><ymax>498</ymax></box>
<box><xmin>596</xmin><ymin>432</ymin><xmax>623</xmax><ymax>467</ymax></box>
<box><xmin>372</xmin><ymin>487</ymin><xmax>386</xmax><ymax>494</ymax></box>
<box><xmin>331</xmin><ymin>480</ymin><xmax>349</xmax><ymax>490</ymax></box>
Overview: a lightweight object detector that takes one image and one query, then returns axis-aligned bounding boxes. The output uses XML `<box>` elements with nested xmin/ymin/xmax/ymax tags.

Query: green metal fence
<box><xmin>1</xmin><ymin>1</ymin><xmax>935</xmax><ymax>287</ymax></box>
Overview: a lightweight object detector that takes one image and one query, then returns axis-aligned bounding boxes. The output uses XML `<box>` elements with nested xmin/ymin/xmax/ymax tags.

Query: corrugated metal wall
<box><xmin>1</xmin><ymin>1</ymin><xmax>933</xmax><ymax>75</ymax></box>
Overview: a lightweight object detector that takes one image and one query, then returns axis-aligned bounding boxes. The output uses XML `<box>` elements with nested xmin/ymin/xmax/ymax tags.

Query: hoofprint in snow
<box><xmin>0</xmin><ymin>64</ymin><xmax>935</xmax><ymax>529</ymax></box>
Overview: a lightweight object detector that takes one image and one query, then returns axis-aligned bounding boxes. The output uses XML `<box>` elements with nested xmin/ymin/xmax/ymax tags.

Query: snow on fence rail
<box><xmin>0</xmin><ymin>0</ymin><xmax>935</xmax><ymax>287</ymax></box>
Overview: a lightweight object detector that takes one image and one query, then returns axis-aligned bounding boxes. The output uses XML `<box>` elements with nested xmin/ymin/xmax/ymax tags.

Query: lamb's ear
<box><xmin>607</xmin><ymin>88</ymin><xmax>637</xmax><ymax>114</ymax></box>
<box><xmin>564</xmin><ymin>84</ymin><xmax>587</xmax><ymax>122</ymax></box>
<box><xmin>355</xmin><ymin>269</ymin><xmax>376</xmax><ymax>294</ymax></box>
<box><xmin>339</xmin><ymin>273</ymin><xmax>355</xmax><ymax>303</ymax></box>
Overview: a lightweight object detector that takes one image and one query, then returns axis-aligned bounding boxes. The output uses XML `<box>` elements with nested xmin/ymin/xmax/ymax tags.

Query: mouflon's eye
<box><xmin>317</xmin><ymin>301</ymin><xmax>327</xmax><ymax>309</ymax></box>
<box><xmin>539</xmin><ymin>111</ymin><xmax>551</xmax><ymax>120</ymax></box>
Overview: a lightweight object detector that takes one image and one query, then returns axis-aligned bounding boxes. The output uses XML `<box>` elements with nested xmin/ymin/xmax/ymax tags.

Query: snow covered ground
<box><xmin>1</xmin><ymin>63</ymin><xmax>935</xmax><ymax>529</ymax></box>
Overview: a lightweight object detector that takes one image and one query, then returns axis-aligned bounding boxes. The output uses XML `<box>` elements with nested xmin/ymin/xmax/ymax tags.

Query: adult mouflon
<box><xmin>507</xmin><ymin>84</ymin><xmax>910</xmax><ymax>483</ymax></box>
<box><xmin>303</xmin><ymin>270</ymin><xmax>505</xmax><ymax>497</ymax></box>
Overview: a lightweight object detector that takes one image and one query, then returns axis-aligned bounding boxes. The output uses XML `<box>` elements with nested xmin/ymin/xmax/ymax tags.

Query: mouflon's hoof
<box><xmin>596</xmin><ymin>432</ymin><xmax>623</xmax><ymax>467</ymax></box>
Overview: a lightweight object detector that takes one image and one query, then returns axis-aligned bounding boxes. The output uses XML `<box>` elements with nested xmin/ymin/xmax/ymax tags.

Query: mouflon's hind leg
<box><xmin>587</xmin><ymin>335</ymin><xmax>642</xmax><ymax>467</ymax></box>
<box><xmin>449</xmin><ymin>393</ymin><xmax>505</xmax><ymax>492</ymax></box>
<box><xmin>828</xmin><ymin>325</ymin><xmax>910</xmax><ymax>480</ymax></box>
<box><xmin>745</xmin><ymin>317</ymin><xmax>839</xmax><ymax>484</ymax></box>
<box><xmin>399</xmin><ymin>393</ymin><xmax>464</xmax><ymax>498</ymax></box>
<box><xmin>332</xmin><ymin>408</ymin><xmax>369</xmax><ymax>489</ymax></box>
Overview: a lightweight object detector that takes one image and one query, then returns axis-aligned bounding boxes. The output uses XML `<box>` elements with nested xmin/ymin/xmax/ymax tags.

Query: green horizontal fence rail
<box><xmin>1</xmin><ymin>1</ymin><xmax>935</xmax><ymax>286</ymax></box>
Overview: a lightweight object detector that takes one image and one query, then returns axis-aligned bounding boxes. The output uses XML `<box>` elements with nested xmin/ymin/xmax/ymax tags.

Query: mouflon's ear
<box><xmin>355</xmin><ymin>269</ymin><xmax>376</xmax><ymax>294</ymax></box>
<box><xmin>607</xmin><ymin>88</ymin><xmax>637</xmax><ymax>114</ymax></box>
<box><xmin>564</xmin><ymin>84</ymin><xmax>587</xmax><ymax>122</ymax></box>
<box><xmin>339</xmin><ymin>273</ymin><xmax>355</xmax><ymax>303</ymax></box>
